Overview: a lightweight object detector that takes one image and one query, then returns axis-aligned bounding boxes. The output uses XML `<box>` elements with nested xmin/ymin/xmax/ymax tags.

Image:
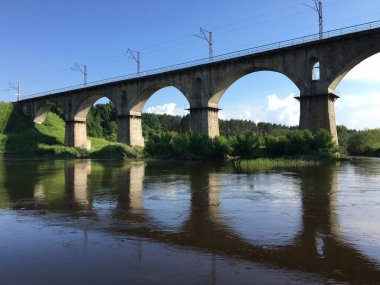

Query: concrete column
<box><xmin>296</xmin><ymin>93</ymin><xmax>339</xmax><ymax>144</ymax></box>
<box><xmin>117</xmin><ymin>114</ymin><xmax>144</xmax><ymax>147</ymax></box>
<box><xmin>189</xmin><ymin>106</ymin><xmax>220</xmax><ymax>138</ymax></box>
<box><xmin>65</xmin><ymin>120</ymin><xmax>91</xmax><ymax>149</ymax></box>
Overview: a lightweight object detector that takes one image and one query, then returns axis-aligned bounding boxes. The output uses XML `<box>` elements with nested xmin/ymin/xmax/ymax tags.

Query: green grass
<box><xmin>234</xmin><ymin>158</ymin><xmax>320</xmax><ymax>173</ymax></box>
<box><xmin>0</xmin><ymin>102</ymin><xmax>137</xmax><ymax>159</ymax></box>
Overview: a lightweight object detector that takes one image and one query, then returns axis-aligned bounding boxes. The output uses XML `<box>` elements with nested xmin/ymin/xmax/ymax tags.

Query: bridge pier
<box><xmin>296</xmin><ymin>94</ymin><xmax>339</xmax><ymax>144</ymax></box>
<box><xmin>117</xmin><ymin>114</ymin><xmax>144</xmax><ymax>147</ymax></box>
<box><xmin>189</xmin><ymin>106</ymin><xmax>220</xmax><ymax>138</ymax></box>
<box><xmin>65</xmin><ymin>120</ymin><xmax>91</xmax><ymax>149</ymax></box>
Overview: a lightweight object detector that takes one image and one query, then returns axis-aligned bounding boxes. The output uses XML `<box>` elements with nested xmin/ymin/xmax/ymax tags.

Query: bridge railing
<box><xmin>20</xmin><ymin>19</ymin><xmax>380</xmax><ymax>100</ymax></box>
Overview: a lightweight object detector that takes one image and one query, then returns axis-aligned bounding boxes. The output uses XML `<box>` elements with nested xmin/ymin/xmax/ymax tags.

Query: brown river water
<box><xmin>0</xmin><ymin>158</ymin><xmax>379</xmax><ymax>284</ymax></box>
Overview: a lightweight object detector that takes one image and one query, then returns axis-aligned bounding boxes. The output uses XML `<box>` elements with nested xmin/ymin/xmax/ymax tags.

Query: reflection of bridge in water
<box><xmin>3</xmin><ymin>160</ymin><xmax>380</xmax><ymax>283</ymax></box>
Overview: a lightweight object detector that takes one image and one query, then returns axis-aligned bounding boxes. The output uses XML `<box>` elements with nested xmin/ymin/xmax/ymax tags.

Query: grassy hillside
<box><xmin>0</xmin><ymin>102</ymin><xmax>137</xmax><ymax>159</ymax></box>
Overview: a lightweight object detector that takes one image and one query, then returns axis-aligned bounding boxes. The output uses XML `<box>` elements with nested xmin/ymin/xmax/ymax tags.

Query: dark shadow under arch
<box><xmin>33</xmin><ymin>100</ymin><xmax>65</xmax><ymax>124</ymax></box>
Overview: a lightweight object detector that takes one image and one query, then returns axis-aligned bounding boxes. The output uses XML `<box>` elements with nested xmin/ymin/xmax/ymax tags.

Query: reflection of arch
<box><xmin>130</xmin><ymin>85</ymin><xmax>190</xmax><ymax>113</ymax></box>
<box><xmin>329</xmin><ymin>50</ymin><xmax>380</xmax><ymax>91</ymax></box>
<box><xmin>8</xmin><ymin>159</ymin><xmax>380</xmax><ymax>283</ymax></box>
<box><xmin>210</xmin><ymin>68</ymin><xmax>301</xmax><ymax>105</ymax></box>
<box><xmin>105</xmin><ymin>162</ymin><xmax>380</xmax><ymax>283</ymax></box>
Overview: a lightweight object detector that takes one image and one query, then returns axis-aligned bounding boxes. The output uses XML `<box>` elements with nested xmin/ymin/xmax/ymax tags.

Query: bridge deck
<box><xmin>19</xmin><ymin>20</ymin><xmax>380</xmax><ymax>101</ymax></box>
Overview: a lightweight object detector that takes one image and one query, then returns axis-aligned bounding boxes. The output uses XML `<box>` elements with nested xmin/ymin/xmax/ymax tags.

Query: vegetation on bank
<box><xmin>86</xmin><ymin>103</ymin><xmax>379</xmax><ymax>157</ymax></box>
<box><xmin>1</xmin><ymin>102</ymin><xmax>379</xmax><ymax>162</ymax></box>
<box><xmin>347</xmin><ymin>129</ymin><xmax>380</xmax><ymax>156</ymax></box>
<box><xmin>234</xmin><ymin>158</ymin><xmax>321</xmax><ymax>172</ymax></box>
<box><xmin>0</xmin><ymin>103</ymin><xmax>138</xmax><ymax>159</ymax></box>
<box><xmin>144</xmin><ymin>128</ymin><xmax>337</xmax><ymax>159</ymax></box>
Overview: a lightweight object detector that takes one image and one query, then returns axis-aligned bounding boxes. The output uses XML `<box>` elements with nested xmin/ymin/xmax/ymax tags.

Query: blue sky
<box><xmin>1</xmin><ymin>0</ymin><xmax>380</xmax><ymax>129</ymax></box>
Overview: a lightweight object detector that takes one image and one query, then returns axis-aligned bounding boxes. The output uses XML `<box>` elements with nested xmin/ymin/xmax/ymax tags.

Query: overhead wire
<box><xmin>18</xmin><ymin>1</ymin><xmax>311</xmax><ymax>83</ymax></box>
<box><xmin>16</xmin><ymin>0</ymin><xmax>371</xmax><ymax>92</ymax></box>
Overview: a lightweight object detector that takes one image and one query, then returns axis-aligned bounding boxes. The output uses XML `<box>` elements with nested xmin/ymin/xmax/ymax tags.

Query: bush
<box><xmin>312</xmin><ymin>129</ymin><xmax>335</xmax><ymax>153</ymax></box>
<box><xmin>232</xmin><ymin>133</ymin><xmax>263</xmax><ymax>158</ymax></box>
<box><xmin>348</xmin><ymin>129</ymin><xmax>380</xmax><ymax>156</ymax></box>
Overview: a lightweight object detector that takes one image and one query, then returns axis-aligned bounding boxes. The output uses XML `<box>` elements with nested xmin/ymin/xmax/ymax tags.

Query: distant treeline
<box><xmin>82</xmin><ymin>103</ymin><xmax>380</xmax><ymax>157</ymax></box>
<box><xmin>85</xmin><ymin>103</ymin><xmax>295</xmax><ymax>138</ymax></box>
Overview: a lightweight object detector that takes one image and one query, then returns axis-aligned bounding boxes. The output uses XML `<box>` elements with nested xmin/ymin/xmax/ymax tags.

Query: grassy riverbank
<box><xmin>0</xmin><ymin>103</ymin><xmax>138</xmax><ymax>159</ymax></box>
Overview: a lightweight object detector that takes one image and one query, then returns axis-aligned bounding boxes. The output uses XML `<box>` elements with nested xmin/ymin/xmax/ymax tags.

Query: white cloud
<box><xmin>218</xmin><ymin>112</ymin><xmax>226</xmax><ymax>120</ymax></box>
<box><xmin>265</xmin><ymin>93</ymin><xmax>299</xmax><ymax>126</ymax></box>
<box><xmin>218</xmin><ymin>93</ymin><xmax>300</xmax><ymax>126</ymax></box>
<box><xmin>335</xmin><ymin>93</ymin><xmax>380</xmax><ymax>130</ymax></box>
<box><xmin>145</xmin><ymin>102</ymin><xmax>188</xmax><ymax>116</ymax></box>
<box><xmin>344</xmin><ymin>53</ymin><xmax>380</xmax><ymax>81</ymax></box>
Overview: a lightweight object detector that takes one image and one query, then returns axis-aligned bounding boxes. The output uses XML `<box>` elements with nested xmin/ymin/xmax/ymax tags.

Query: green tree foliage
<box><xmin>219</xmin><ymin>119</ymin><xmax>293</xmax><ymax>136</ymax></box>
<box><xmin>337</xmin><ymin>125</ymin><xmax>357</xmax><ymax>154</ymax></box>
<box><xmin>312</xmin><ymin>129</ymin><xmax>335</xmax><ymax>153</ymax></box>
<box><xmin>232</xmin><ymin>134</ymin><xmax>263</xmax><ymax>157</ymax></box>
<box><xmin>87</xmin><ymin>103</ymin><xmax>117</xmax><ymax>141</ymax></box>
<box><xmin>83</xmin><ymin>103</ymin><xmax>345</xmax><ymax>159</ymax></box>
<box><xmin>145</xmin><ymin>132</ymin><xmax>231</xmax><ymax>160</ymax></box>
<box><xmin>145</xmin><ymin>129</ymin><xmax>335</xmax><ymax>160</ymax></box>
<box><xmin>348</xmin><ymin>129</ymin><xmax>380</xmax><ymax>156</ymax></box>
<box><xmin>142</xmin><ymin>113</ymin><xmax>163</xmax><ymax>136</ymax></box>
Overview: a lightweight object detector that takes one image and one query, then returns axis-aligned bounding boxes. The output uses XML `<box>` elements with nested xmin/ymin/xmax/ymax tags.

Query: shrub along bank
<box><xmin>144</xmin><ymin>129</ymin><xmax>337</xmax><ymax>160</ymax></box>
<box><xmin>347</xmin><ymin>129</ymin><xmax>380</xmax><ymax>157</ymax></box>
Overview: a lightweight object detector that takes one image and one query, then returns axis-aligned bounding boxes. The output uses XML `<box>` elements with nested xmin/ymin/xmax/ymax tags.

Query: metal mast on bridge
<box><xmin>71</xmin><ymin>63</ymin><xmax>88</xmax><ymax>87</ymax></box>
<box><xmin>306</xmin><ymin>0</ymin><xmax>323</xmax><ymax>39</ymax></box>
<box><xmin>127</xmin><ymin>49</ymin><xmax>141</xmax><ymax>77</ymax></box>
<box><xmin>8</xmin><ymin>77</ymin><xmax>21</xmax><ymax>102</ymax></box>
<box><xmin>195</xmin><ymin>27</ymin><xmax>213</xmax><ymax>62</ymax></box>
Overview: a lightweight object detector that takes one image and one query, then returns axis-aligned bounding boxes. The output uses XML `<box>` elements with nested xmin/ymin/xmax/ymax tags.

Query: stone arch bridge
<box><xmin>18</xmin><ymin>21</ymin><xmax>380</xmax><ymax>148</ymax></box>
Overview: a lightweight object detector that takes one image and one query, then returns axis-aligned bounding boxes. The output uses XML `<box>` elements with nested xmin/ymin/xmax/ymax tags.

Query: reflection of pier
<box><xmin>3</xmin><ymin>160</ymin><xmax>380</xmax><ymax>283</ymax></box>
<box><xmin>108</xmin><ymin>162</ymin><xmax>380</xmax><ymax>283</ymax></box>
<box><xmin>64</xmin><ymin>160</ymin><xmax>92</xmax><ymax>209</ymax></box>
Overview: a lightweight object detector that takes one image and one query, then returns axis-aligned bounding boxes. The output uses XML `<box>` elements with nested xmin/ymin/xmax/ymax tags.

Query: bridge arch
<box><xmin>332</xmin><ymin>52</ymin><xmax>380</xmax><ymax>133</ymax></box>
<box><xmin>328</xmin><ymin>47</ymin><xmax>380</xmax><ymax>92</ymax></box>
<box><xmin>130</xmin><ymin>84</ymin><xmax>190</xmax><ymax>114</ymax></box>
<box><xmin>209</xmin><ymin>70</ymin><xmax>300</xmax><ymax>132</ymax></box>
<box><xmin>124</xmin><ymin>85</ymin><xmax>190</xmax><ymax>145</ymax></box>
<box><xmin>60</xmin><ymin>94</ymin><xmax>120</xmax><ymax>149</ymax></box>
<box><xmin>73</xmin><ymin>94</ymin><xmax>118</xmax><ymax>122</ymax></box>
<box><xmin>210</xmin><ymin>68</ymin><xmax>302</xmax><ymax>106</ymax></box>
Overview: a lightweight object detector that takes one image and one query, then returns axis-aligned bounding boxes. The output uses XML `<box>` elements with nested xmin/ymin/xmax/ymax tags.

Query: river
<box><xmin>0</xmin><ymin>158</ymin><xmax>379</xmax><ymax>284</ymax></box>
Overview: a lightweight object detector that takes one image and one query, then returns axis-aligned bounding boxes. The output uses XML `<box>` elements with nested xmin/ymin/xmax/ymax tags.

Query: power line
<box><xmin>195</xmin><ymin>27</ymin><xmax>213</xmax><ymax>63</ymax></box>
<box><xmin>71</xmin><ymin>63</ymin><xmax>88</xmax><ymax>86</ymax></box>
<box><xmin>11</xmin><ymin>0</ymin><xmax>359</xmax><ymax>93</ymax></box>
